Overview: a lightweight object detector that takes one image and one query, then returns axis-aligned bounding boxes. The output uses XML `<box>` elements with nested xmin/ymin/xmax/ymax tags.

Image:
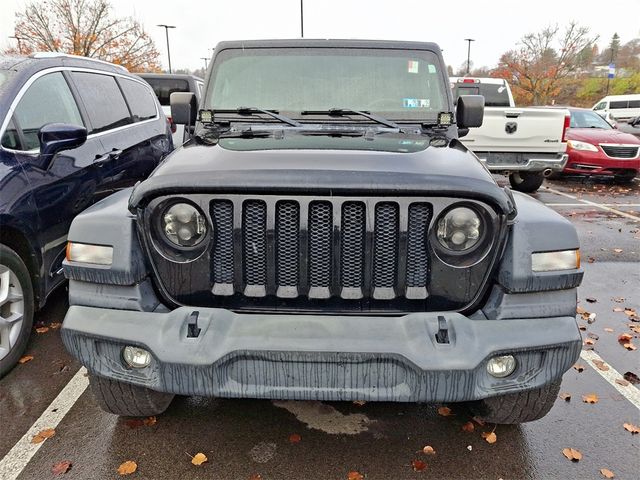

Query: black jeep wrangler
<box><xmin>61</xmin><ymin>40</ymin><xmax>583</xmax><ymax>424</ymax></box>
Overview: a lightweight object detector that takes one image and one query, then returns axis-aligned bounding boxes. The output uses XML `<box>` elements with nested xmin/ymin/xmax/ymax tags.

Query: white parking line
<box><xmin>580</xmin><ymin>350</ymin><xmax>640</xmax><ymax>410</ymax></box>
<box><xmin>544</xmin><ymin>186</ymin><xmax>640</xmax><ymax>222</ymax></box>
<box><xmin>0</xmin><ymin>367</ymin><xmax>88</xmax><ymax>480</ymax></box>
<box><xmin>544</xmin><ymin>203</ymin><xmax>640</xmax><ymax>207</ymax></box>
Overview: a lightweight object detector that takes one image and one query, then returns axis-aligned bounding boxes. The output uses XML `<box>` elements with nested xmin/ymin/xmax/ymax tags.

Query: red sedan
<box><xmin>563</xmin><ymin>108</ymin><xmax>640</xmax><ymax>183</ymax></box>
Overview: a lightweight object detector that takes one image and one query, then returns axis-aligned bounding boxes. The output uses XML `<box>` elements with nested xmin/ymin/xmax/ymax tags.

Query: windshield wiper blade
<box><xmin>212</xmin><ymin>107</ymin><xmax>302</xmax><ymax>127</ymax></box>
<box><xmin>300</xmin><ymin>108</ymin><xmax>401</xmax><ymax>130</ymax></box>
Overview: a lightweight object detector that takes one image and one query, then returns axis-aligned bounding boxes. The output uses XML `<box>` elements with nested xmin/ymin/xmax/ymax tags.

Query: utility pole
<box><xmin>9</xmin><ymin>35</ymin><xmax>25</xmax><ymax>54</ymax></box>
<box><xmin>300</xmin><ymin>0</ymin><xmax>304</xmax><ymax>38</ymax></box>
<box><xmin>201</xmin><ymin>57</ymin><xmax>208</xmax><ymax>69</ymax></box>
<box><xmin>464</xmin><ymin>38</ymin><xmax>475</xmax><ymax>75</ymax></box>
<box><xmin>157</xmin><ymin>24</ymin><xmax>176</xmax><ymax>73</ymax></box>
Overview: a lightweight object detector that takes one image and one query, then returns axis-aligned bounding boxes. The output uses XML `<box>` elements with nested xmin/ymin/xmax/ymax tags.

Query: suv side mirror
<box><xmin>170</xmin><ymin>92</ymin><xmax>197</xmax><ymax>126</ymax></box>
<box><xmin>456</xmin><ymin>95</ymin><xmax>484</xmax><ymax>129</ymax></box>
<box><xmin>38</xmin><ymin>123</ymin><xmax>87</xmax><ymax>157</ymax></box>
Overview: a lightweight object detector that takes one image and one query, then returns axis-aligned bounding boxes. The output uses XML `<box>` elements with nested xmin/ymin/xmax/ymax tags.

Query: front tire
<box><xmin>89</xmin><ymin>374</ymin><xmax>174</xmax><ymax>416</ymax></box>
<box><xmin>613</xmin><ymin>172</ymin><xmax>636</xmax><ymax>184</ymax></box>
<box><xmin>0</xmin><ymin>244</ymin><xmax>35</xmax><ymax>378</ymax></box>
<box><xmin>467</xmin><ymin>380</ymin><xmax>561</xmax><ymax>424</ymax></box>
<box><xmin>509</xmin><ymin>171</ymin><xmax>545</xmax><ymax>193</ymax></box>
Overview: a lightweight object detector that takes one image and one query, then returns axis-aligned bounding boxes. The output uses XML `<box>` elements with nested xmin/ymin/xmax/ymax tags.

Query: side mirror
<box><xmin>170</xmin><ymin>92</ymin><xmax>197</xmax><ymax>126</ymax></box>
<box><xmin>456</xmin><ymin>95</ymin><xmax>484</xmax><ymax>129</ymax></box>
<box><xmin>38</xmin><ymin>123</ymin><xmax>87</xmax><ymax>157</ymax></box>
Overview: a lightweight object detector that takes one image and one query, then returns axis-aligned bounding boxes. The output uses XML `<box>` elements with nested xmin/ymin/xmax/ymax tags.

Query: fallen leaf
<box><xmin>615</xmin><ymin>378</ymin><xmax>630</xmax><ymax>387</ymax></box>
<box><xmin>559</xmin><ymin>392</ymin><xmax>571</xmax><ymax>401</ymax></box>
<box><xmin>411</xmin><ymin>459</ymin><xmax>427</xmax><ymax>471</ymax></box>
<box><xmin>49</xmin><ymin>322</ymin><xmax>62</xmax><ymax>329</ymax></box>
<box><xmin>347</xmin><ymin>472</ymin><xmax>364</xmax><ymax>480</ymax></box>
<box><xmin>422</xmin><ymin>445</ymin><xmax>436</xmax><ymax>455</ymax></box>
<box><xmin>587</xmin><ymin>313</ymin><xmax>597</xmax><ymax>324</ymax></box>
<box><xmin>613</xmin><ymin>307</ymin><xmax>624</xmax><ymax>312</ymax></box>
<box><xmin>604</xmin><ymin>328</ymin><xmax>614</xmax><ymax>333</ymax></box>
<box><xmin>562</xmin><ymin>448</ymin><xmax>583</xmax><ymax>462</ymax></box>
<box><xmin>31</xmin><ymin>428</ymin><xmax>55</xmax><ymax>444</ymax></box>
<box><xmin>587</xmin><ymin>332</ymin><xmax>600</xmax><ymax>340</ymax></box>
<box><xmin>19</xmin><ymin>355</ymin><xmax>34</xmax><ymax>364</ymax></box>
<box><xmin>191</xmin><ymin>452</ymin><xmax>207</xmax><ymax>466</ymax></box>
<box><xmin>623</xmin><ymin>371</ymin><xmax>639</xmax><ymax>384</ymax></box>
<box><xmin>573</xmin><ymin>364</ymin><xmax>585</xmax><ymax>373</ymax></box>
<box><xmin>618</xmin><ymin>333</ymin><xmax>633</xmax><ymax>343</ymax></box>
<box><xmin>576</xmin><ymin>306</ymin><xmax>587</xmax><ymax>315</ymax></box>
<box><xmin>437</xmin><ymin>406</ymin><xmax>453</xmax><ymax>417</ymax></box>
<box><xmin>143</xmin><ymin>416</ymin><xmax>156</xmax><ymax>426</ymax></box>
<box><xmin>352</xmin><ymin>400</ymin><xmax>366</xmax><ymax>407</ymax></box>
<box><xmin>472</xmin><ymin>416</ymin><xmax>486</xmax><ymax>426</ymax></box>
<box><xmin>578</xmin><ymin>325</ymin><xmax>587</xmax><ymax>331</ymax></box>
<box><xmin>586</xmin><ymin>297</ymin><xmax>597</xmax><ymax>303</ymax></box>
<box><xmin>249</xmin><ymin>475</ymin><xmax>263</xmax><ymax>480</ymax></box>
<box><xmin>587</xmin><ymin>256</ymin><xmax>596</xmax><ymax>263</ymax></box>
<box><xmin>613</xmin><ymin>248</ymin><xmax>623</xmax><ymax>253</ymax></box>
<box><xmin>613</xmin><ymin>297</ymin><xmax>625</xmax><ymax>303</ymax></box>
<box><xmin>584</xmin><ymin>338</ymin><xmax>595</xmax><ymax>346</ymax></box>
<box><xmin>623</xmin><ymin>423</ymin><xmax>640</xmax><ymax>434</ymax></box>
<box><xmin>35</xmin><ymin>326</ymin><xmax>49</xmax><ymax>334</ymax></box>
<box><xmin>582</xmin><ymin>393</ymin><xmax>599</xmax><ymax>404</ymax></box>
<box><xmin>52</xmin><ymin>461</ymin><xmax>72</xmax><ymax>475</ymax></box>
<box><xmin>289</xmin><ymin>433</ymin><xmax>301</xmax><ymax>444</ymax></box>
<box><xmin>630</xmin><ymin>325</ymin><xmax>640</xmax><ymax>334</ymax></box>
<box><xmin>592</xmin><ymin>359</ymin><xmax>610</xmax><ymax>372</ymax></box>
<box><xmin>117</xmin><ymin>460</ymin><xmax>137</xmax><ymax>475</ymax></box>
<box><xmin>623</xmin><ymin>343</ymin><xmax>637</xmax><ymax>351</ymax></box>
<box><xmin>482</xmin><ymin>431</ymin><xmax>497</xmax><ymax>444</ymax></box>
<box><xmin>600</xmin><ymin>468</ymin><xmax>615</xmax><ymax>478</ymax></box>
<box><xmin>461</xmin><ymin>421</ymin><xmax>475</xmax><ymax>432</ymax></box>
<box><xmin>624</xmin><ymin>307</ymin><xmax>637</xmax><ymax>317</ymax></box>
<box><xmin>466</xmin><ymin>445</ymin><xmax>473</xmax><ymax>451</ymax></box>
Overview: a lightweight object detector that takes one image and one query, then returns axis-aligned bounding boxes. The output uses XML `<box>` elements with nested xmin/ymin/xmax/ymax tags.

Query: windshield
<box><xmin>206</xmin><ymin>48</ymin><xmax>448</xmax><ymax>121</ymax></box>
<box><xmin>452</xmin><ymin>82</ymin><xmax>510</xmax><ymax>107</ymax></box>
<box><xmin>570</xmin><ymin>110</ymin><xmax>613</xmax><ymax>129</ymax></box>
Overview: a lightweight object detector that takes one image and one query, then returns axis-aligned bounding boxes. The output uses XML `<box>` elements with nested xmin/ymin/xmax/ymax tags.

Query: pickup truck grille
<box><xmin>144</xmin><ymin>195</ymin><xmax>501</xmax><ymax>313</ymax></box>
<box><xmin>600</xmin><ymin>145</ymin><xmax>639</xmax><ymax>159</ymax></box>
<box><xmin>210</xmin><ymin>198</ymin><xmax>432</xmax><ymax>301</ymax></box>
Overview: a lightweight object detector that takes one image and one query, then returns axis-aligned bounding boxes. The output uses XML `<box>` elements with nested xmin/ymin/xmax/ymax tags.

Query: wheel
<box><xmin>467</xmin><ymin>380</ymin><xmax>561</xmax><ymax>424</ymax></box>
<box><xmin>89</xmin><ymin>373</ymin><xmax>174</xmax><ymax>416</ymax></box>
<box><xmin>0</xmin><ymin>244</ymin><xmax>34</xmax><ymax>378</ymax></box>
<box><xmin>613</xmin><ymin>172</ymin><xmax>636</xmax><ymax>184</ymax></box>
<box><xmin>509</xmin><ymin>171</ymin><xmax>545</xmax><ymax>192</ymax></box>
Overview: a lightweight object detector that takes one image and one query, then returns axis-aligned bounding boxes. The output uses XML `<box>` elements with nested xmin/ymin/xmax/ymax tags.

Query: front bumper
<box><xmin>62</xmin><ymin>306</ymin><xmax>581</xmax><ymax>403</ymax></box>
<box><xmin>476</xmin><ymin>152</ymin><xmax>568</xmax><ymax>173</ymax></box>
<box><xmin>564</xmin><ymin>148</ymin><xmax>640</xmax><ymax>176</ymax></box>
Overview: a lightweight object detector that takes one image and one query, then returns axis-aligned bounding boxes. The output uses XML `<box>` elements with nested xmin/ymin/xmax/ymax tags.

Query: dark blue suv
<box><xmin>0</xmin><ymin>53</ymin><xmax>172</xmax><ymax>376</ymax></box>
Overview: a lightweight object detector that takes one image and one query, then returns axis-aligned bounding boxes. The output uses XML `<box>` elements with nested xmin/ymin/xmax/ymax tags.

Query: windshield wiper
<box><xmin>211</xmin><ymin>107</ymin><xmax>302</xmax><ymax>127</ymax></box>
<box><xmin>300</xmin><ymin>108</ymin><xmax>401</xmax><ymax>130</ymax></box>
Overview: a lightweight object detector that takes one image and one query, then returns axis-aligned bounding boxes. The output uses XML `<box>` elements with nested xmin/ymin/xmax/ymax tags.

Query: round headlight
<box><xmin>436</xmin><ymin>207</ymin><xmax>482</xmax><ymax>251</ymax></box>
<box><xmin>161</xmin><ymin>203</ymin><xmax>207</xmax><ymax>247</ymax></box>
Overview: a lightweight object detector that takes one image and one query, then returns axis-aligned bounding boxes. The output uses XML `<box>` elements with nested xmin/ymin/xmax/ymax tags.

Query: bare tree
<box><xmin>494</xmin><ymin>22</ymin><xmax>598</xmax><ymax>105</ymax></box>
<box><xmin>5</xmin><ymin>0</ymin><xmax>161</xmax><ymax>72</ymax></box>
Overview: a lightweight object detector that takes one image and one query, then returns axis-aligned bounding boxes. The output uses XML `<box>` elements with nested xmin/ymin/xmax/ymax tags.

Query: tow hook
<box><xmin>187</xmin><ymin>311</ymin><xmax>201</xmax><ymax>338</ymax></box>
<box><xmin>435</xmin><ymin>316</ymin><xmax>450</xmax><ymax>344</ymax></box>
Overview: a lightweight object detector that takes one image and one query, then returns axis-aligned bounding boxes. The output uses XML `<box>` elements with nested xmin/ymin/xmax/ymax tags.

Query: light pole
<box><xmin>9</xmin><ymin>35</ymin><xmax>25</xmax><ymax>54</ymax></box>
<box><xmin>157</xmin><ymin>24</ymin><xmax>176</xmax><ymax>73</ymax></box>
<box><xmin>300</xmin><ymin>0</ymin><xmax>304</xmax><ymax>38</ymax></box>
<box><xmin>201</xmin><ymin>57</ymin><xmax>208</xmax><ymax>70</ymax></box>
<box><xmin>464</xmin><ymin>38</ymin><xmax>475</xmax><ymax>75</ymax></box>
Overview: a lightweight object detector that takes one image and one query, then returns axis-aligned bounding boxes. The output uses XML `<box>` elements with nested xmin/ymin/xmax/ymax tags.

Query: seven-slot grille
<box><xmin>600</xmin><ymin>144</ymin><xmax>639</xmax><ymax>159</ymax></box>
<box><xmin>209</xmin><ymin>198</ymin><xmax>432</xmax><ymax>301</ymax></box>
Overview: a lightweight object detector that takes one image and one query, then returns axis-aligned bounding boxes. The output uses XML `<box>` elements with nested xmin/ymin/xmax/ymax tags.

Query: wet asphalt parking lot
<box><xmin>0</xmin><ymin>176</ymin><xmax>638</xmax><ymax>480</ymax></box>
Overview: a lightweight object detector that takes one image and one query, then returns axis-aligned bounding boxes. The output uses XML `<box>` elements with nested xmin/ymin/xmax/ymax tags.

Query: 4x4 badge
<box><xmin>505</xmin><ymin>122</ymin><xmax>518</xmax><ymax>134</ymax></box>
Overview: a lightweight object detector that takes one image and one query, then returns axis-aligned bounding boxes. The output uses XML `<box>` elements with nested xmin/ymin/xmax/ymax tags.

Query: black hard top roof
<box><xmin>214</xmin><ymin>39</ymin><xmax>442</xmax><ymax>52</ymax></box>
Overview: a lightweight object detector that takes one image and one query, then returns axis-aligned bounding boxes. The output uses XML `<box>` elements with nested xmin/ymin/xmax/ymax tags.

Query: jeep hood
<box><xmin>128</xmin><ymin>133</ymin><xmax>514</xmax><ymax>214</ymax></box>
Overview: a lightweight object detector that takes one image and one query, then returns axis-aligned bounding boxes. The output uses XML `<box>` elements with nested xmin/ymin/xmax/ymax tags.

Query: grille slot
<box><xmin>211</xmin><ymin>200</ymin><xmax>234</xmax><ymax>296</ymax></box>
<box><xmin>405</xmin><ymin>203</ymin><xmax>431</xmax><ymax>299</ymax></box>
<box><xmin>242</xmin><ymin>200</ymin><xmax>267</xmax><ymax>296</ymax></box>
<box><xmin>373</xmin><ymin>202</ymin><xmax>399</xmax><ymax>299</ymax></box>
<box><xmin>340</xmin><ymin>202</ymin><xmax>366</xmax><ymax>299</ymax></box>
<box><xmin>275</xmin><ymin>201</ymin><xmax>300</xmax><ymax>297</ymax></box>
<box><xmin>600</xmin><ymin>145</ymin><xmax>639</xmax><ymax>159</ymax></box>
<box><xmin>308</xmin><ymin>201</ymin><xmax>333</xmax><ymax>298</ymax></box>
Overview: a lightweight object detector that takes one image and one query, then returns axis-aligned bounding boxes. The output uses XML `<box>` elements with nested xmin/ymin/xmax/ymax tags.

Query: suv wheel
<box><xmin>89</xmin><ymin>374</ymin><xmax>174</xmax><ymax>416</ymax></box>
<box><xmin>0</xmin><ymin>244</ymin><xmax>35</xmax><ymax>378</ymax></box>
<box><xmin>466</xmin><ymin>380</ymin><xmax>561</xmax><ymax>424</ymax></box>
<box><xmin>509</xmin><ymin>172</ymin><xmax>545</xmax><ymax>193</ymax></box>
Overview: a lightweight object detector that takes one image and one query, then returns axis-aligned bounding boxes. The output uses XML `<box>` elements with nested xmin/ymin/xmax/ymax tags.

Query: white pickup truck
<box><xmin>451</xmin><ymin>77</ymin><xmax>570</xmax><ymax>192</ymax></box>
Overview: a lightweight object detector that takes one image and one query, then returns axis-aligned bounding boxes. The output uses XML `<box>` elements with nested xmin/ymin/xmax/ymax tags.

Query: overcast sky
<box><xmin>2</xmin><ymin>0</ymin><xmax>639</xmax><ymax>72</ymax></box>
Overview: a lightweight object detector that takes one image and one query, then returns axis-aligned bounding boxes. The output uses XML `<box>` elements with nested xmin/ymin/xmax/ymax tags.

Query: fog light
<box><xmin>486</xmin><ymin>355</ymin><xmax>517</xmax><ymax>378</ymax></box>
<box><xmin>122</xmin><ymin>346</ymin><xmax>152</xmax><ymax>369</ymax></box>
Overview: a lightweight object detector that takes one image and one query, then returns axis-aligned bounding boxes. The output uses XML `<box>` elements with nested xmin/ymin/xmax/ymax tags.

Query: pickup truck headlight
<box><xmin>567</xmin><ymin>140</ymin><xmax>598</xmax><ymax>152</ymax></box>
<box><xmin>161</xmin><ymin>202</ymin><xmax>208</xmax><ymax>247</ymax></box>
<box><xmin>531</xmin><ymin>249</ymin><xmax>580</xmax><ymax>272</ymax></box>
<box><xmin>66</xmin><ymin>242</ymin><xmax>113</xmax><ymax>265</ymax></box>
<box><xmin>436</xmin><ymin>207</ymin><xmax>482</xmax><ymax>251</ymax></box>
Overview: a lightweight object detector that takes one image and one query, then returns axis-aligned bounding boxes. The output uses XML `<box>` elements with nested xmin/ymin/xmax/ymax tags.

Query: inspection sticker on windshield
<box><xmin>408</xmin><ymin>60</ymin><xmax>419</xmax><ymax>73</ymax></box>
<box><xmin>403</xmin><ymin>98</ymin><xmax>430</xmax><ymax>108</ymax></box>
